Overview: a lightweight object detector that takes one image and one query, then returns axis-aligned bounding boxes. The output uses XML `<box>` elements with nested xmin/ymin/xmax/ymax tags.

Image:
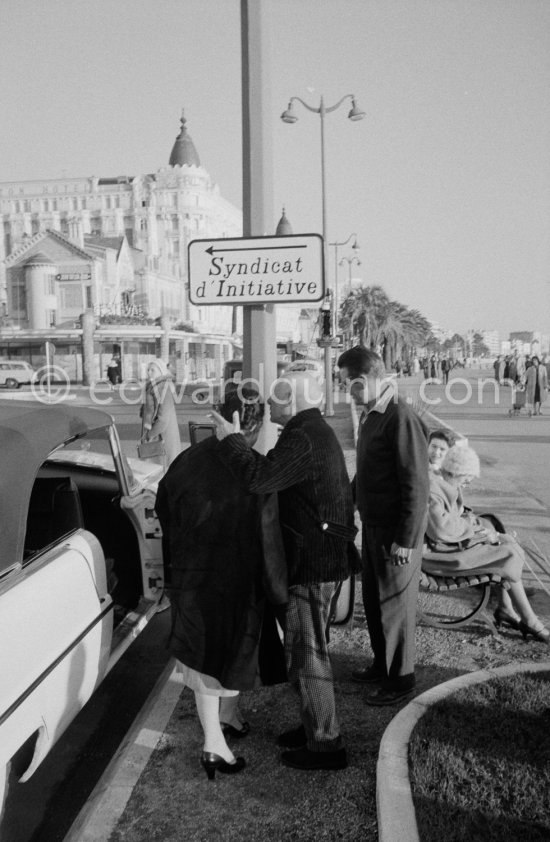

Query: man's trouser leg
<box><xmin>361</xmin><ymin>524</ymin><xmax>422</xmax><ymax>691</ymax></box>
<box><xmin>285</xmin><ymin>582</ymin><xmax>342</xmax><ymax>752</ymax></box>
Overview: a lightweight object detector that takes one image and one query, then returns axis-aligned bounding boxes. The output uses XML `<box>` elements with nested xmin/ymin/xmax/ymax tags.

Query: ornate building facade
<box><xmin>0</xmin><ymin>111</ymin><xmax>241</xmax><ymax>335</ymax></box>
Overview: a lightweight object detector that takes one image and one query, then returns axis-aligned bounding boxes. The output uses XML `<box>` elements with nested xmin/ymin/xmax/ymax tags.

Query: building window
<box><xmin>47</xmin><ymin>310</ymin><xmax>56</xmax><ymax>327</ymax></box>
<box><xmin>44</xmin><ymin>274</ymin><xmax>56</xmax><ymax>295</ymax></box>
<box><xmin>59</xmin><ymin>284</ymin><xmax>83</xmax><ymax>309</ymax></box>
<box><xmin>85</xmin><ymin>286</ymin><xmax>92</xmax><ymax>308</ymax></box>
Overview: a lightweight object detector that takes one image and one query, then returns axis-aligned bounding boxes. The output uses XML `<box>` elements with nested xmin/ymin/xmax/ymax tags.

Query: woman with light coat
<box><xmin>140</xmin><ymin>359</ymin><xmax>181</xmax><ymax>467</ymax></box>
<box><xmin>525</xmin><ymin>356</ymin><xmax>548</xmax><ymax>416</ymax></box>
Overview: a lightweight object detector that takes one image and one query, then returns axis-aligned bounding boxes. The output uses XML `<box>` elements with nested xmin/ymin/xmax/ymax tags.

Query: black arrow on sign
<box><xmin>205</xmin><ymin>244</ymin><xmax>307</xmax><ymax>255</ymax></box>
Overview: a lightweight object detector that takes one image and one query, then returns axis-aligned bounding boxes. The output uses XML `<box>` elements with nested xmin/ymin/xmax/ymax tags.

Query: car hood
<box><xmin>0</xmin><ymin>400</ymin><xmax>115</xmax><ymax>574</ymax></box>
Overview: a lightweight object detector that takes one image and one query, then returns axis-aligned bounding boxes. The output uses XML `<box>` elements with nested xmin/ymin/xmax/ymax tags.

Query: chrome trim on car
<box><xmin>0</xmin><ymin>601</ymin><xmax>114</xmax><ymax>728</ymax></box>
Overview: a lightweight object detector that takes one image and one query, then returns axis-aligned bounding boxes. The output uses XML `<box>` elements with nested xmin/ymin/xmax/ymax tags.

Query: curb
<box><xmin>376</xmin><ymin>659</ymin><xmax>550</xmax><ymax>842</ymax></box>
<box><xmin>63</xmin><ymin>658</ymin><xmax>182</xmax><ymax>842</ymax></box>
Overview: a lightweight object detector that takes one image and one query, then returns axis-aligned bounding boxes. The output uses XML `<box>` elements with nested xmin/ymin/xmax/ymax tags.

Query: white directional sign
<box><xmin>188</xmin><ymin>234</ymin><xmax>325</xmax><ymax>305</ymax></box>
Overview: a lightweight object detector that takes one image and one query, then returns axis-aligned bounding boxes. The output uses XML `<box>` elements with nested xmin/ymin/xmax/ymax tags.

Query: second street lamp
<box><xmin>330</xmin><ymin>233</ymin><xmax>359</xmax><ymax>339</ymax></box>
<box><xmin>339</xmin><ymin>252</ymin><xmax>362</xmax><ymax>301</ymax></box>
<box><xmin>281</xmin><ymin>94</ymin><xmax>364</xmax><ymax>416</ymax></box>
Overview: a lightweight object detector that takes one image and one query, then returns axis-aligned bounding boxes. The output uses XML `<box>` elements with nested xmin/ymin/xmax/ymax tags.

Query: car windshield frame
<box><xmin>0</xmin><ymin>401</ymin><xmax>125</xmax><ymax>573</ymax></box>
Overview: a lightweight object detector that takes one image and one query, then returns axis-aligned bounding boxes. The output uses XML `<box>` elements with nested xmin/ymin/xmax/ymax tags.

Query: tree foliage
<box><xmin>339</xmin><ymin>285</ymin><xmax>434</xmax><ymax>366</ymax></box>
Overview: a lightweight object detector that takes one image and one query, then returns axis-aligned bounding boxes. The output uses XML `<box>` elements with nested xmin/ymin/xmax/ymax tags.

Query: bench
<box><xmin>418</xmin><ymin>567</ymin><xmax>511</xmax><ymax>631</ymax></box>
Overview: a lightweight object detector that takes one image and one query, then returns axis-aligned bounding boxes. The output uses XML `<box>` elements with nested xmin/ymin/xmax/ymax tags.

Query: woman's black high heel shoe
<box><xmin>221</xmin><ymin>721</ymin><xmax>250</xmax><ymax>739</ymax></box>
<box><xmin>200</xmin><ymin>752</ymin><xmax>246</xmax><ymax>781</ymax></box>
<box><xmin>519</xmin><ymin>621</ymin><xmax>550</xmax><ymax>644</ymax></box>
<box><xmin>493</xmin><ymin>607</ymin><xmax>521</xmax><ymax>631</ymax></box>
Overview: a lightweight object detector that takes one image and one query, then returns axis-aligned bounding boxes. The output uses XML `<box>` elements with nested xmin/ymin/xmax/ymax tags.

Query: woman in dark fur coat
<box><xmin>155</xmin><ymin>389</ymin><xmax>287</xmax><ymax>780</ymax></box>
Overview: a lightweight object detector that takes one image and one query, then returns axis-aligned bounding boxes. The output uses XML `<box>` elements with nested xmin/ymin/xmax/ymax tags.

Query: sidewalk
<box><xmin>63</xmin><ymin>389</ymin><xmax>550</xmax><ymax>842</ymax></box>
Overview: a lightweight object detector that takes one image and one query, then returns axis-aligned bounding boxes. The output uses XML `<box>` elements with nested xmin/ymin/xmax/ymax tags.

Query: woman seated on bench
<box><xmin>424</xmin><ymin>444</ymin><xmax>549</xmax><ymax>644</ymax></box>
<box><xmin>428</xmin><ymin>428</ymin><xmax>455</xmax><ymax>474</ymax></box>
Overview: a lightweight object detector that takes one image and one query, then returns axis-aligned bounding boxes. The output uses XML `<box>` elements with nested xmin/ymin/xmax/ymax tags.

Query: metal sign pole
<box><xmin>241</xmin><ymin>0</ymin><xmax>277</xmax><ymax>452</ymax></box>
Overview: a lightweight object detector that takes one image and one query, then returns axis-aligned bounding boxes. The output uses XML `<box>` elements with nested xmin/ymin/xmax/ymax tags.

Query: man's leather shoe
<box><xmin>351</xmin><ymin>666</ymin><xmax>384</xmax><ymax>684</ymax></box>
<box><xmin>365</xmin><ymin>686</ymin><xmax>415</xmax><ymax>706</ymax></box>
<box><xmin>277</xmin><ymin>724</ymin><xmax>306</xmax><ymax>748</ymax></box>
<box><xmin>281</xmin><ymin>746</ymin><xmax>347</xmax><ymax>771</ymax></box>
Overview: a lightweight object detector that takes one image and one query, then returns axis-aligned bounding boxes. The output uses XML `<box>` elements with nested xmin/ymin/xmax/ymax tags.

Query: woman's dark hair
<box><xmin>428</xmin><ymin>428</ymin><xmax>455</xmax><ymax>447</ymax></box>
<box><xmin>531</xmin><ymin>356</ymin><xmax>540</xmax><ymax>365</ymax></box>
<box><xmin>220</xmin><ymin>388</ymin><xmax>264</xmax><ymax>434</ymax></box>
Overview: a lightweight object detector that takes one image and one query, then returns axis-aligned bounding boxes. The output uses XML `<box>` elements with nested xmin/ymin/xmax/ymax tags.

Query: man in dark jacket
<box><xmin>338</xmin><ymin>347</ymin><xmax>429</xmax><ymax>706</ymax></box>
<box><xmin>210</xmin><ymin>373</ymin><xmax>360</xmax><ymax>771</ymax></box>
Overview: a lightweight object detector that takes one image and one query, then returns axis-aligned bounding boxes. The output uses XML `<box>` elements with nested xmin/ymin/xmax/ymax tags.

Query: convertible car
<box><xmin>0</xmin><ymin>400</ymin><xmax>165</xmax><ymax>820</ymax></box>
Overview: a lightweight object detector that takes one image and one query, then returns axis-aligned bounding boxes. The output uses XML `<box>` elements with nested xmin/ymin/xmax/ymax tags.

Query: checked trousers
<box><xmin>285</xmin><ymin>582</ymin><xmax>343</xmax><ymax>752</ymax></box>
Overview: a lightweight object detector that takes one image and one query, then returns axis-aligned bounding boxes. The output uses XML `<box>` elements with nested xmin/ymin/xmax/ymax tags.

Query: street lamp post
<box><xmin>330</xmin><ymin>233</ymin><xmax>359</xmax><ymax>337</ymax></box>
<box><xmin>339</xmin><ymin>252</ymin><xmax>361</xmax><ymax>348</ymax></box>
<box><xmin>281</xmin><ymin>94</ymin><xmax>364</xmax><ymax>415</ymax></box>
<box><xmin>339</xmin><ymin>252</ymin><xmax>361</xmax><ymax>298</ymax></box>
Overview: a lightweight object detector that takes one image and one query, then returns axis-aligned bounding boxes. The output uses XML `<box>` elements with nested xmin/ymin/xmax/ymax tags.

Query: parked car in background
<box><xmin>285</xmin><ymin>358</ymin><xmax>325</xmax><ymax>383</ymax></box>
<box><xmin>0</xmin><ymin>361</ymin><xmax>36</xmax><ymax>388</ymax></box>
<box><xmin>192</xmin><ymin>358</ymin><xmax>289</xmax><ymax>404</ymax></box>
<box><xmin>0</xmin><ymin>401</ymin><xmax>165</xmax><ymax>827</ymax></box>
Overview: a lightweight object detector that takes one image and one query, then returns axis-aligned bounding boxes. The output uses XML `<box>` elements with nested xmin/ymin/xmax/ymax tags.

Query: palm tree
<box><xmin>339</xmin><ymin>284</ymin><xmax>389</xmax><ymax>348</ymax></box>
<box><xmin>339</xmin><ymin>286</ymin><xmax>433</xmax><ymax>367</ymax></box>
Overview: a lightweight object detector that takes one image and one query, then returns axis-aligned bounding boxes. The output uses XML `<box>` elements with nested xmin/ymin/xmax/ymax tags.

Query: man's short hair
<box><xmin>337</xmin><ymin>346</ymin><xmax>385</xmax><ymax>379</ymax></box>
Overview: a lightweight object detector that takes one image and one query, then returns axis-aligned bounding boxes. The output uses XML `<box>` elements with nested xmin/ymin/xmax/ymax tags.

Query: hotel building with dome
<box><xmin>0</xmin><ymin>112</ymin><xmax>245</xmax><ymax>381</ymax></box>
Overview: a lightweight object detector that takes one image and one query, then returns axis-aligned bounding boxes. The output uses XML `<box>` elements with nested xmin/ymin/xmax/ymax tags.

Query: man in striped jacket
<box><xmin>211</xmin><ymin>372</ymin><xmax>360</xmax><ymax>771</ymax></box>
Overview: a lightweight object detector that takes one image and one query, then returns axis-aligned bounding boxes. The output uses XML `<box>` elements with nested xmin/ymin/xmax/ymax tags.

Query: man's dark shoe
<box><xmin>277</xmin><ymin>724</ymin><xmax>306</xmax><ymax>749</ymax></box>
<box><xmin>281</xmin><ymin>746</ymin><xmax>347</xmax><ymax>771</ymax></box>
<box><xmin>351</xmin><ymin>665</ymin><xmax>384</xmax><ymax>684</ymax></box>
<box><xmin>365</xmin><ymin>686</ymin><xmax>415</xmax><ymax>706</ymax></box>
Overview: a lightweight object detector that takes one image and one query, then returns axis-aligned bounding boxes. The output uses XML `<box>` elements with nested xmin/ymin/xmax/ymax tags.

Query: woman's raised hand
<box><xmin>208</xmin><ymin>410</ymin><xmax>241</xmax><ymax>441</ymax></box>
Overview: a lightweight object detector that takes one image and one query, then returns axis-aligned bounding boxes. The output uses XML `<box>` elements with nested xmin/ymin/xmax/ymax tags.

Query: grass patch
<box><xmin>409</xmin><ymin>671</ymin><xmax>550</xmax><ymax>842</ymax></box>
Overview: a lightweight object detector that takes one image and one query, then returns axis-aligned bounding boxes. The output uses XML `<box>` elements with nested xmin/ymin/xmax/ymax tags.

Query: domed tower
<box><xmin>169</xmin><ymin>110</ymin><xmax>201</xmax><ymax>167</ymax></box>
<box><xmin>275</xmin><ymin>207</ymin><xmax>293</xmax><ymax>236</ymax></box>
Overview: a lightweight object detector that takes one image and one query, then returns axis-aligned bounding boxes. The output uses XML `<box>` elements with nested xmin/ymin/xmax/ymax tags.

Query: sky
<box><xmin>1</xmin><ymin>0</ymin><xmax>549</xmax><ymax>339</ymax></box>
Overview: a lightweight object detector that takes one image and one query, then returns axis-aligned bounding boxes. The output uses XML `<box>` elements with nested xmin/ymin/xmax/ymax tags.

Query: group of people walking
<box><xmin>494</xmin><ymin>353</ymin><xmax>549</xmax><ymax>416</ymax></box>
<box><xmin>142</xmin><ymin>347</ymin><xmax>548</xmax><ymax>780</ymax></box>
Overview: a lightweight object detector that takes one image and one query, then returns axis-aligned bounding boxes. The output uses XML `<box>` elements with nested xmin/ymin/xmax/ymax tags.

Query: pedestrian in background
<box><xmin>107</xmin><ymin>355</ymin><xmax>120</xmax><ymax>386</ymax></box>
<box><xmin>210</xmin><ymin>372</ymin><xmax>360</xmax><ymax>772</ymax></box>
<box><xmin>338</xmin><ymin>346</ymin><xmax>429</xmax><ymax>706</ymax></box>
<box><xmin>140</xmin><ymin>359</ymin><xmax>181</xmax><ymax>467</ymax></box>
<box><xmin>525</xmin><ymin>355</ymin><xmax>548</xmax><ymax>416</ymax></box>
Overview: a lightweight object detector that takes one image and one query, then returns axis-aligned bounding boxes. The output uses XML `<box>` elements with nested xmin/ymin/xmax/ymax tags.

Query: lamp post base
<box><xmin>317</xmin><ymin>337</ymin><xmax>339</xmax><ymax>416</ymax></box>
